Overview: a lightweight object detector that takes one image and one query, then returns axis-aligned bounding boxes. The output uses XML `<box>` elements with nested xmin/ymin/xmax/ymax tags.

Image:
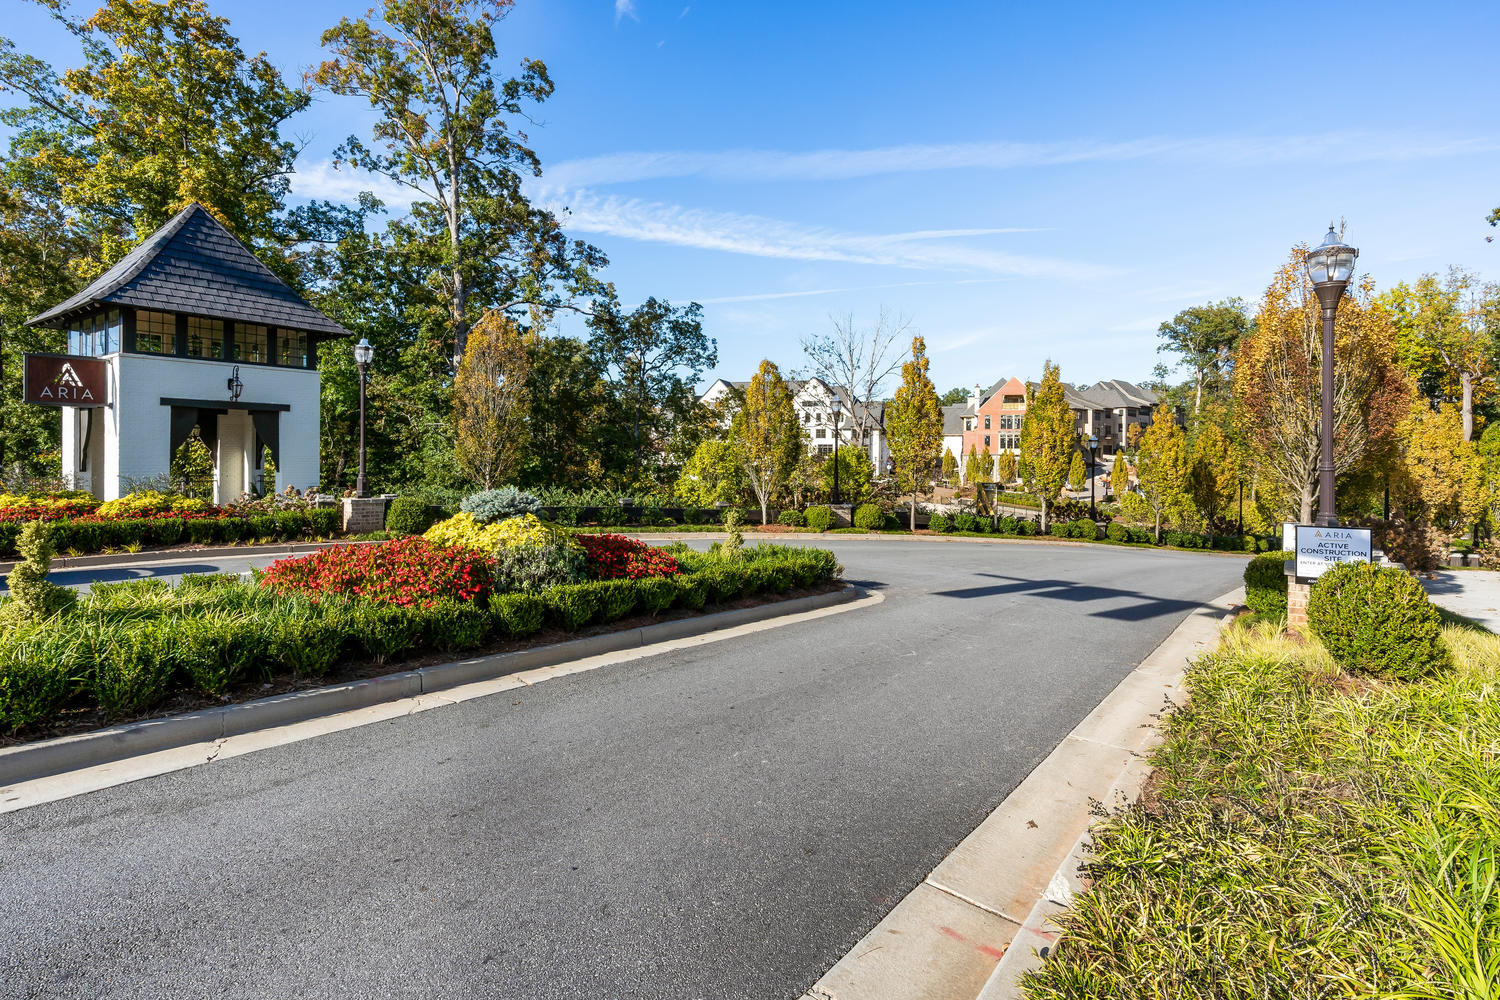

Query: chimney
<box><xmin>968</xmin><ymin>382</ymin><xmax>982</xmax><ymax>410</ymax></box>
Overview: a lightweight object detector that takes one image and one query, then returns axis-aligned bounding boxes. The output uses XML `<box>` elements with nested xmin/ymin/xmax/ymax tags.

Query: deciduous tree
<box><xmin>800</xmin><ymin>309</ymin><xmax>911</xmax><ymax>453</ymax></box>
<box><xmin>1067</xmin><ymin>451</ymin><xmax>1086</xmax><ymax>492</ymax></box>
<box><xmin>1398</xmin><ymin>403</ymin><xmax>1483</xmax><ymax>539</ymax></box>
<box><xmin>1156</xmin><ymin>298</ymin><xmax>1252</xmax><ymax>421</ymax></box>
<box><xmin>453</xmin><ymin>311</ymin><xmax>530</xmax><ymax>489</ymax></box>
<box><xmin>1018</xmin><ymin>360</ymin><xmax>1073</xmax><ymax>532</ymax></box>
<box><xmin>1136</xmin><ymin>404</ymin><xmax>1190</xmax><ymax>542</ymax></box>
<box><xmin>992</xmin><ymin>448</ymin><xmax>1015</xmax><ymax>485</ymax></box>
<box><xmin>731</xmin><ymin>360</ymin><xmax>800</xmax><ymax>526</ymax></box>
<box><xmin>1110</xmin><ymin>451</ymin><xmax>1128</xmax><ymax>494</ymax></box>
<box><xmin>1381</xmin><ymin>269</ymin><xmax>1499</xmax><ymax>440</ymax></box>
<box><xmin>1187</xmin><ymin>421</ymin><xmax>1238</xmax><ymax>540</ymax></box>
<box><xmin>941</xmin><ymin>449</ymin><xmax>958</xmax><ymax>485</ymax></box>
<box><xmin>886</xmin><ymin>336</ymin><xmax>943</xmax><ymax>530</ymax></box>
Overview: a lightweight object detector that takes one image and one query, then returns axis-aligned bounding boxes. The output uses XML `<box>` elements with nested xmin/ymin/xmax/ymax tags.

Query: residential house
<box><xmin>1063</xmin><ymin>379</ymin><xmax>1160</xmax><ymax>457</ymax></box>
<box><xmin>698</xmin><ymin>376</ymin><xmax>889</xmax><ymax>470</ymax></box>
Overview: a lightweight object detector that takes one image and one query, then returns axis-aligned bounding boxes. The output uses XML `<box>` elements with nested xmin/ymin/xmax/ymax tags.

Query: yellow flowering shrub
<box><xmin>96</xmin><ymin>491</ymin><xmax>210</xmax><ymax>518</ymax></box>
<box><xmin>0</xmin><ymin>493</ymin><xmax>101</xmax><ymax>515</ymax></box>
<box><xmin>424</xmin><ymin>512</ymin><xmax>579</xmax><ymax>555</ymax></box>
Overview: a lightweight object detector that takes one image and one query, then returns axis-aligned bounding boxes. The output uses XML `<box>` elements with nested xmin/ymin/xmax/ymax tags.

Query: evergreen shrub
<box><xmin>461</xmin><ymin>486</ymin><xmax>543</xmax><ymax>524</ymax></box>
<box><xmin>1243</xmin><ymin>551</ymin><xmax>1293</xmax><ymax>616</ymax></box>
<box><xmin>1307</xmin><ymin>562</ymin><xmax>1449</xmax><ymax>680</ymax></box>
<box><xmin>778</xmin><ymin>509</ymin><xmax>806</xmax><ymax>527</ymax></box>
<box><xmin>386</xmin><ymin>497</ymin><xmax>437</xmax><ymax>536</ymax></box>
<box><xmin>928</xmin><ymin>513</ymin><xmax>951</xmax><ymax>532</ymax></box>
<box><xmin>804</xmin><ymin>505</ymin><xmax>835</xmax><ymax>532</ymax></box>
<box><xmin>852</xmin><ymin>503</ymin><xmax>884</xmax><ymax>531</ymax></box>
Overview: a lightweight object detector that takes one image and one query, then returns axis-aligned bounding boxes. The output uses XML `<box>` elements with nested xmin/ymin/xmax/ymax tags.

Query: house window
<box><xmin>984</xmin><ymin>434</ymin><xmax>991</xmax><ymax>448</ymax></box>
<box><xmin>67</xmin><ymin>310</ymin><xmax>121</xmax><ymax>356</ymax></box>
<box><xmin>984</xmin><ymin>415</ymin><xmax>991</xmax><ymax>429</ymax></box>
<box><xmin>186</xmin><ymin>316</ymin><xmax>224</xmax><ymax>359</ymax></box>
<box><xmin>279</xmin><ymin>329</ymin><xmax>310</xmax><ymax>368</ymax></box>
<box><xmin>234</xmin><ymin>323</ymin><xmax>268</xmax><ymax>364</ymax></box>
<box><xmin>815</xmin><ymin>428</ymin><xmax>826</xmax><ymax>439</ymax></box>
<box><xmin>817</xmin><ymin>444</ymin><xmax>833</xmax><ymax>456</ymax></box>
<box><xmin>135</xmin><ymin>310</ymin><xmax>174</xmax><ymax>354</ymax></box>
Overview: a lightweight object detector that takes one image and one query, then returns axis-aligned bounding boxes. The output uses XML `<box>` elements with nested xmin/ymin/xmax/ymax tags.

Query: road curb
<box><xmin>0</xmin><ymin>585</ymin><xmax>857</xmax><ymax>787</ymax></box>
<box><xmin>621</xmin><ymin>531</ymin><xmax>1255</xmax><ymax>558</ymax></box>
<box><xmin>801</xmin><ymin>585</ymin><xmax>1243</xmax><ymax>1000</ymax></box>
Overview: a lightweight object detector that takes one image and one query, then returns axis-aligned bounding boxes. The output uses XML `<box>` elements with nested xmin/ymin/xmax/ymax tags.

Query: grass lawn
<box><xmin>1022</xmin><ymin>618</ymin><xmax>1500</xmax><ymax>999</ymax></box>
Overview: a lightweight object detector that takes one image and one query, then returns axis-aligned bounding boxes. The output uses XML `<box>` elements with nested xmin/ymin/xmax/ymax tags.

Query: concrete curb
<box><xmin>0</xmin><ymin>585</ymin><xmax>857</xmax><ymax>787</ymax></box>
<box><xmin>621</xmin><ymin>531</ymin><xmax>1255</xmax><ymax>558</ymax></box>
<box><xmin>801</xmin><ymin>586</ymin><xmax>1244</xmax><ymax>1000</ymax></box>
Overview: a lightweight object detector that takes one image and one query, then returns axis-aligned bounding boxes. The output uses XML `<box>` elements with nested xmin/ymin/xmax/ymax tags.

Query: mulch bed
<box><xmin>1</xmin><ymin>581</ymin><xmax>847</xmax><ymax>749</ymax></box>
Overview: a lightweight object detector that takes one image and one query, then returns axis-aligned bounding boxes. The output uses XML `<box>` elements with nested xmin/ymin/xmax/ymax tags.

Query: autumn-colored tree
<box><xmin>941</xmin><ymin>449</ymin><xmax>958</xmax><ymax>485</ymax></box>
<box><xmin>1018</xmin><ymin>361</ymin><xmax>1074</xmax><ymax>532</ymax></box>
<box><xmin>1187</xmin><ymin>421</ymin><xmax>1239</xmax><ymax>540</ymax></box>
<box><xmin>1397</xmin><ymin>403</ymin><xmax>1483</xmax><ymax>540</ymax></box>
<box><xmin>1381</xmin><ymin>269</ymin><xmax>1499</xmax><ymax>440</ymax></box>
<box><xmin>993</xmin><ymin>448</ymin><xmax>1016</xmax><ymax>485</ymax></box>
<box><xmin>1478</xmin><ymin>423</ymin><xmax>1500</xmax><ymax>530</ymax></box>
<box><xmin>674</xmin><ymin>438</ymin><xmax>744</xmax><ymax>508</ymax></box>
<box><xmin>886</xmin><ymin>336</ymin><xmax>944</xmax><ymax>530</ymax></box>
<box><xmin>731</xmin><ymin>359</ymin><xmax>801</xmax><ymax>525</ymax></box>
<box><xmin>314</xmin><ymin>0</ymin><xmax>604</xmax><ymax>366</ymax></box>
<box><xmin>454</xmin><ymin>311</ymin><xmax>530</xmax><ymax>488</ymax></box>
<box><xmin>1110</xmin><ymin>451</ymin><xmax>1128</xmax><ymax>494</ymax></box>
<box><xmin>1233</xmin><ymin>246</ymin><xmax>1412</xmax><ymax>524</ymax></box>
<box><xmin>1136</xmin><ymin>405</ymin><xmax>1190</xmax><ymax>542</ymax></box>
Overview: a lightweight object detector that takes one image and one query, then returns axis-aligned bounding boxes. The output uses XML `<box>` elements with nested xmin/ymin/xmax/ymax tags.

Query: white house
<box><xmin>25</xmin><ymin>203</ymin><xmax>348</xmax><ymax>502</ymax></box>
<box><xmin>699</xmin><ymin>375</ymin><xmax>890</xmax><ymax>471</ymax></box>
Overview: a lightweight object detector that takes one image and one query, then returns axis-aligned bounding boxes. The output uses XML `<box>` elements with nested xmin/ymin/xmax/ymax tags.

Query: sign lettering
<box><xmin>23</xmin><ymin>354</ymin><xmax>110</xmax><ymax>408</ymax></box>
<box><xmin>1293</xmin><ymin>525</ymin><xmax>1373</xmax><ymax>579</ymax></box>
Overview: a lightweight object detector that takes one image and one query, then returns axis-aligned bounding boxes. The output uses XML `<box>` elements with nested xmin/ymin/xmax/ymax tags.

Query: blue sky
<box><xmin>8</xmin><ymin>0</ymin><xmax>1499</xmax><ymax>394</ymax></box>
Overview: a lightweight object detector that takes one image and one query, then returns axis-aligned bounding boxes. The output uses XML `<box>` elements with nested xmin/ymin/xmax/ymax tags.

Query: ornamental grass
<box><xmin>1020</xmin><ymin>620</ymin><xmax>1500</xmax><ymax>1000</ymax></box>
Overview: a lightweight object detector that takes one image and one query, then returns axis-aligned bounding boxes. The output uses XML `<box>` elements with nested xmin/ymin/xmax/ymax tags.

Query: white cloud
<box><xmin>693</xmin><ymin>277</ymin><xmax>1009</xmax><ymax>305</ymax></box>
<box><xmin>615</xmin><ymin>0</ymin><xmax>638</xmax><ymax>22</ymax></box>
<box><xmin>679</xmin><ymin>5</ymin><xmax>690</xmax><ymax>16</ymax></box>
<box><xmin>289</xmin><ymin>159</ymin><xmax>413</xmax><ymax>209</ymax></box>
<box><xmin>547</xmin><ymin>189</ymin><xmax>1115</xmax><ymax>279</ymax></box>
<box><xmin>544</xmin><ymin>133</ymin><xmax>1500</xmax><ymax>189</ymax></box>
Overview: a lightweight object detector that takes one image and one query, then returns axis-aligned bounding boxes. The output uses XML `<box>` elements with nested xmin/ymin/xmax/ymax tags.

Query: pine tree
<box><xmin>886</xmin><ymin>337</ymin><xmax>944</xmax><ymax>529</ymax></box>
<box><xmin>1018</xmin><ymin>361</ymin><xmax>1074</xmax><ymax>532</ymax></box>
<box><xmin>1136</xmin><ymin>404</ymin><xmax>1191</xmax><ymax>542</ymax></box>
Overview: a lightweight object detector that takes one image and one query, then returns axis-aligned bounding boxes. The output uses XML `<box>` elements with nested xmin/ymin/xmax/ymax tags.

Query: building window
<box><xmin>984</xmin><ymin>434</ymin><xmax>991</xmax><ymax>448</ymax></box>
<box><xmin>186</xmin><ymin>316</ymin><xmax>223</xmax><ymax>359</ymax></box>
<box><xmin>984</xmin><ymin>415</ymin><xmax>991</xmax><ymax>429</ymax></box>
<box><xmin>67</xmin><ymin>310</ymin><xmax>121</xmax><ymax>356</ymax></box>
<box><xmin>817</xmin><ymin>444</ymin><xmax>833</xmax><ymax>456</ymax></box>
<box><xmin>134</xmin><ymin>310</ymin><xmax>174</xmax><ymax>354</ymax></box>
<box><xmin>279</xmin><ymin>329</ymin><xmax>310</xmax><ymax>368</ymax></box>
<box><xmin>815</xmin><ymin>428</ymin><xmax>826</xmax><ymax>439</ymax></box>
<box><xmin>234</xmin><ymin>323</ymin><xmax>268</xmax><ymax>364</ymax></box>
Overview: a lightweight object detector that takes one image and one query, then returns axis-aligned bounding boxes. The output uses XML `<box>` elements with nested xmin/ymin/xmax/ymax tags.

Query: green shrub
<box><xmin>804</xmin><ymin>505</ymin><xmax>835</xmax><ymax>532</ymax></box>
<box><xmin>385</xmin><ymin>497</ymin><xmax>435</xmax><ymax>536</ymax></box>
<box><xmin>928</xmin><ymin>512</ymin><xmax>951</xmax><ymax>533</ymax></box>
<box><xmin>546</xmin><ymin>583</ymin><xmax>602</xmax><ymax>630</ymax></box>
<box><xmin>492</xmin><ymin>542</ymin><xmax>587</xmax><ymax>593</ymax></box>
<box><xmin>268</xmin><ymin>608</ymin><xmax>344</xmax><ymax>675</ymax></box>
<box><xmin>417</xmin><ymin>598</ymin><xmax>490</xmax><ymax>653</ymax></box>
<box><xmin>1307</xmin><ymin>562</ymin><xmax>1450</xmax><ymax>680</ymax></box>
<box><xmin>491</xmin><ymin>592</ymin><xmax>545</xmax><ymax>636</ymax></box>
<box><xmin>1067</xmin><ymin>518</ymin><xmax>1098</xmax><ymax>540</ymax></box>
<box><xmin>354</xmin><ymin>603</ymin><xmax>422</xmax><ymax>664</ymax></box>
<box><xmin>1244</xmin><ymin>552</ymin><xmax>1292</xmax><ymax>617</ymax></box>
<box><xmin>1105</xmin><ymin>521</ymin><xmax>1131</xmax><ymax>543</ymax></box>
<box><xmin>0</xmin><ymin>632</ymin><xmax>76</xmax><ymax>732</ymax></box>
<box><xmin>853</xmin><ymin>503</ymin><xmax>884</xmax><ymax>531</ymax></box>
<box><xmin>673</xmin><ymin>574</ymin><xmax>709</xmax><ymax>610</ymax></box>
<box><xmin>698</xmin><ymin>565</ymin><xmax>744</xmax><ymax>603</ymax></box>
<box><xmin>92</xmin><ymin>621</ymin><xmax>178</xmax><ymax>717</ymax></box>
<box><xmin>777</xmin><ymin>509</ymin><xmax>806</xmax><ymax>527</ymax></box>
<box><xmin>952</xmin><ymin>513</ymin><xmax>978</xmax><ymax>533</ymax></box>
<box><xmin>2</xmin><ymin>521</ymin><xmax>78</xmax><ymax>625</ymax></box>
<box><xmin>593</xmin><ymin>579</ymin><xmax>640</xmax><ymax>622</ymax></box>
<box><xmin>635</xmin><ymin>577</ymin><xmax>678</xmax><ymax>614</ymax></box>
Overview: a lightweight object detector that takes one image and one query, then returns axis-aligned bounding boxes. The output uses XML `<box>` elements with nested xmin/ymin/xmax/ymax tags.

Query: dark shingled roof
<box><xmin>27</xmin><ymin>203</ymin><xmax>349</xmax><ymax>337</ymax></box>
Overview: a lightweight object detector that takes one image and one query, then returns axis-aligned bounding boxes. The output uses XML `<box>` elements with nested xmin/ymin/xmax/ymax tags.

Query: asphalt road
<box><xmin>0</xmin><ymin>539</ymin><xmax>1243</xmax><ymax>1000</ymax></box>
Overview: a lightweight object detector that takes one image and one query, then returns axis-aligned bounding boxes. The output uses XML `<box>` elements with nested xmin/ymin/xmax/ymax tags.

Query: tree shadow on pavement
<box><xmin>930</xmin><ymin>573</ymin><xmax>1209</xmax><ymax>622</ymax></box>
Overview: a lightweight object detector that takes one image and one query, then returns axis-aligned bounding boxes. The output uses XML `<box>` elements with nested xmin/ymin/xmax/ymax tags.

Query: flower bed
<box><xmin>258</xmin><ymin>536</ymin><xmax>491</xmax><ymax>607</ymax></box>
<box><xmin>0</xmin><ymin>544</ymin><xmax>843</xmax><ymax>735</ymax></box>
<box><xmin>0</xmin><ymin>508</ymin><xmax>342</xmax><ymax>558</ymax></box>
<box><xmin>577</xmin><ymin>533</ymin><xmax>682</xmax><ymax>579</ymax></box>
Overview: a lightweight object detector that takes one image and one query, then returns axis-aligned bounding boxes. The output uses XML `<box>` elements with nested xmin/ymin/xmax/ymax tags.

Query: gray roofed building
<box><xmin>26</xmin><ymin>203</ymin><xmax>350</xmax><ymax>338</ymax></box>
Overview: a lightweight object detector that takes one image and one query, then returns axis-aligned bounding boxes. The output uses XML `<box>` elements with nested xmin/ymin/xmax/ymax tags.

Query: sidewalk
<box><xmin>1424</xmin><ymin>570</ymin><xmax>1500</xmax><ymax>632</ymax></box>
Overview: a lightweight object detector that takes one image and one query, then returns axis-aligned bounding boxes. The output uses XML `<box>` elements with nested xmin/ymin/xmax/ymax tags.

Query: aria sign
<box><xmin>1294</xmin><ymin>524</ymin><xmax>1373</xmax><ymax>579</ymax></box>
<box><xmin>23</xmin><ymin>354</ymin><xmax>110</xmax><ymax>407</ymax></box>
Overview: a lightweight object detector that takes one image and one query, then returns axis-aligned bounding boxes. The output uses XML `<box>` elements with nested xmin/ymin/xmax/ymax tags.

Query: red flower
<box><xmin>258</xmin><ymin>536</ymin><xmax>491</xmax><ymax>607</ymax></box>
<box><xmin>577</xmin><ymin>534</ymin><xmax>682</xmax><ymax>580</ymax></box>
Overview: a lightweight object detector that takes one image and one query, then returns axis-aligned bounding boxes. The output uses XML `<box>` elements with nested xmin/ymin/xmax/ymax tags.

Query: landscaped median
<box><xmin>1017</xmin><ymin>564</ymin><xmax>1500</xmax><ymax>998</ymax></box>
<box><xmin>0</xmin><ymin>525</ymin><xmax>841</xmax><ymax>746</ymax></box>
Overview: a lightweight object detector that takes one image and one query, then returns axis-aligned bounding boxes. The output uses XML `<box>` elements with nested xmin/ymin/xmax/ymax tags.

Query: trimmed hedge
<box><xmin>385</xmin><ymin>497</ymin><xmax>436</xmax><ymax>535</ymax></box>
<box><xmin>777</xmin><ymin>509</ymin><xmax>806</xmax><ymax>527</ymax></box>
<box><xmin>804</xmin><ymin>505</ymin><xmax>835</xmax><ymax>532</ymax></box>
<box><xmin>1307</xmin><ymin>562</ymin><xmax>1450</xmax><ymax>680</ymax></box>
<box><xmin>0</xmin><ymin>546</ymin><xmax>843</xmax><ymax>733</ymax></box>
<box><xmin>1243</xmin><ymin>551</ymin><xmax>1293</xmax><ymax>617</ymax></box>
<box><xmin>852</xmin><ymin>503</ymin><xmax>884</xmax><ymax>531</ymax></box>
<box><xmin>928</xmin><ymin>513</ymin><xmax>952</xmax><ymax>533</ymax></box>
<box><xmin>0</xmin><ymin>508</ymin><xmax>341</xmax><ymax>559</ymax></box>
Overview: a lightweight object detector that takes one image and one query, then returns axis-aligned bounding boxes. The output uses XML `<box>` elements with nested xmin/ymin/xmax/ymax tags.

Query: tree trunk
<box><xmin>1462</xmin><ymin>371</ymin><xmax>1475</xmax><ymax>441</ymax></box>
<box><xmin>1153</xmin><ymin>509</ymin><xmax>1162</xmax><ymax>544</ymax></box>
<box><xmin>1299</xmin><ymin>483</ymin><xmax>1315</xmax><ymax>526</ymax></box>
<box><xmin>760</xmin><ymin>498</ymin><xmax>768</xmax><ymax>526</ymax></box>
<box><xmin>910</xmin><ymin>495</ymin><xmax>917</xmax><ymax>531</ymax></box>
<box><xmin>1039</xmin><ymin>497</ymin><xmax>1049</xmax><ymax>534</ymax></box>
<box><xmin>1194</xmin><ymin>374</ymin><xmax>1203</xmax><ymax>420</ymax></box>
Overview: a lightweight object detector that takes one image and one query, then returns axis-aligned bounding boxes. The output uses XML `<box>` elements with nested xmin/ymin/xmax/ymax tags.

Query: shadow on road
<box><xmin>931</xmin><ymin>572</ymin><xmax>1209</xmax><ymax>622</ymax></box>
<box><xmin>1</xmin><ymin>562</ymin><xmax>228</xmax><ymax>593</ymax></box>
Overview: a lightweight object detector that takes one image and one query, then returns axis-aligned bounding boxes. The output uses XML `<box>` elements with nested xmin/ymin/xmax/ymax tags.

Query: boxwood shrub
<box><xmin>1307</xmin><ymin>562</ymin><xmax>1449</xmax><ymax>679</ymax></box>
<box><xmin>778</xmin><ymin>509</ymin><xmax>806</xmax><ymax>527</ymax></box>
<box><xmin>1243</xmin><ymin>551</ymin><xmax>1293</xmax><ymax>616</ymax></box>
<box><xmin>386</xmin><ymin>497</ymin><xmax>437</xmax><ymax>536</ymax></box>
<box><xmin>853</xmin><ymin>503</ymin><xmax>884</xmax><ymax>532</ymax></box>
<box><xmin>928</xmin><ymin>513</ymin><xmax>952</xmax><ymax>533</ymax></box>
<box><xmin>804</xmin><ymin>505</ymin><xmax>835</xmax><ymax>532</ymax></box>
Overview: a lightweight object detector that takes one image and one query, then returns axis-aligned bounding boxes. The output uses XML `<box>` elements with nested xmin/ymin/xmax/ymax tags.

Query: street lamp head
<box><xmin>353</xmin><ymin>337</ymin><xmax>374</xmax><ymax>367</ymax></box>
<box><xmin>1088</xmin><ymin>433</ymin><xmax>1098</xmax><ymax>449</ymax></box>
<box><xmin>1305</xmin><ymin>225</ymin><xmax>1358</xmax><ymax>288</ymax></box>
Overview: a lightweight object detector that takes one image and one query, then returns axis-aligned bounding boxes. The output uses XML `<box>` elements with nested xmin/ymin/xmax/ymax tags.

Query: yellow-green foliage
<box><xmin>1022</xmin><ymin>621</ymin><xmax>1500</xmax><ymax>1000</ymax></box>
<box><xmin>424</xmin><ymin>512</ymin><xmax>579</xmax><ymax>556</ymax></box>
<box><xmin>0</xmin><ymin>492</ymin><xmax>100</xmax><ymax>514</ymax></box>
<box><xmin>96</xmin><ymin>491</ymin><xmax>209</xmax><ymax>518</ymax></box>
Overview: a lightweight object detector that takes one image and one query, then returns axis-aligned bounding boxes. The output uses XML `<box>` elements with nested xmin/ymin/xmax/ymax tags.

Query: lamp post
<box><xmin>353</xmin><ymin>337</ymin><xmax>374</xmax><ymax>498</ymax></box>
<box><xmin>1087</xmin><ymin>433</ymin><xmax>1098</xmax><ymax>520</ymax></box>
<box><xmin>1304</xmin><ymin>225</ymin><xmax>1358</xmax><ymax>527</ymax></box>
<box><xmin>831</xmin><ymin>398</ymin><xmax>842</xmax><ymax>505</ymax></box>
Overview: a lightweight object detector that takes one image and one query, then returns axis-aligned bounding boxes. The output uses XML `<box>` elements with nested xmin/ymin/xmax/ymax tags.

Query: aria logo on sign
<box><xmin>23</xmin><ymin>354</ymin><xmax>109</xmax><ymax>408</ymax></box>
